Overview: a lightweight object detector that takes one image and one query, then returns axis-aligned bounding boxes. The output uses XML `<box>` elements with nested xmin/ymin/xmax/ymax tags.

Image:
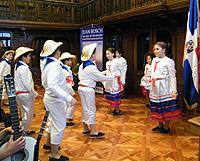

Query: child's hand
<box><xmin>3</xmin><ymin>127</ymin><xmax>13</xmax><ymax>134</ymax></box>
<box><xmin>171</xmin><ymin>91</ymin><xmax>177</xmax><ymax>99</ymax></box>
<box><xmin>5</xmin><ymin>135</ymin><xmax>26</xmax><ymax>154</ymax></box>
<box><xmin>0</xmin><ymin>127</ymin><xmax>13</xmax><ymax>140</ymax></box>
<box><xmin>0</xmin><ymin>122</ymin><xmax>5</xmax><ymax>130</ymax></box>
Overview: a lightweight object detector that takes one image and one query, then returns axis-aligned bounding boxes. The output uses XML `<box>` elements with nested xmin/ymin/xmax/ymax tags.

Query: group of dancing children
<box><xmin>0</xmin><ymin>40</ymin><xmax>127</xmax><ymax>161</ymax></box>
<box><xmin>0</xmin><ymin>40</ymin><xmax>182</xmax><ymax>161</ymax></box>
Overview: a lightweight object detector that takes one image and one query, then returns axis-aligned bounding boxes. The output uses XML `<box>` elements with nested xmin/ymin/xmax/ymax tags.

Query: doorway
<box><xmin>136</xmin><ymin>32</ymin><xmax>150</xmax><ymax>95</ymax></box>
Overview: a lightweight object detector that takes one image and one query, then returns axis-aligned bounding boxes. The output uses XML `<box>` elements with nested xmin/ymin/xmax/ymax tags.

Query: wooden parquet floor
<box><xmin>3</xmin><ymin>88</ymin><xmax>199</xmax><ymax>161</ymax></box>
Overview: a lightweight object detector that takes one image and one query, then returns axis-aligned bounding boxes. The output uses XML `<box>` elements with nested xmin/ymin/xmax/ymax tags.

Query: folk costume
<box><xmin>149</xmin><ymin>56</ymin><xmax>182</xmax><ymax>122</ymax></box>
<box><xmin>0</xmin><ymin>50</ymin><xmax>15</xmax><ymax>101</ymax></box>
<box><xmin>115</xmin><ymin>56</ymin><xmax>127</xmax><ymax>85</ymax></box>
<box><xmin>59</xmin><ymin>52</ymin><xmax>76</xmax><ymax>125</ymax></box>
<box><xmin>140</xmin><ymin>63</ymin><xmax>152</xmax><ymax>97</ymax></box>
<box><xmin>103</xmin><ymin>58</ymin><xmax>123</xmax><ymax>106</ymax></box>
<box><xmin>14</xmin><ymin>47</ymin><xmax>38</xmax><ymax>132</ymax></box>
<box><xmin>78</xmin><ymin>43</ymin><xmax>113</xmax><ymax>138</ymax></box>
<box><xmin>40</xmin><ymin>40</ymin><xmax>73</xmax><ymax>145</ymax></box>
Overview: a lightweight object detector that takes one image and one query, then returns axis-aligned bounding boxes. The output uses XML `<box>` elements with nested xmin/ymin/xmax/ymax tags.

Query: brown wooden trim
<box><xmin>0</xmin><ymin>20</ymin><xmax>81</xmax><ymax>30</ymax></box>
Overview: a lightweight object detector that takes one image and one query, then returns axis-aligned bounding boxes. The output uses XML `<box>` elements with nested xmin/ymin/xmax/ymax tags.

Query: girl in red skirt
<box><xmin>140</xmin><ymin>52</ymin><xmax>155</xmax><ymax>108</ymax></box>
<box><xmin>149</xmin><ymin>42</ymin><xmax>182</xmax><ymax>134</ymax></box>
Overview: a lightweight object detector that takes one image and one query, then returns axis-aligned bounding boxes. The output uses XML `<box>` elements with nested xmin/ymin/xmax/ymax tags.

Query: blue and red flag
<box><xmin>183</xmin><ymin>0</ymin><xmax>199</xmax><ymax>110</ymax></box>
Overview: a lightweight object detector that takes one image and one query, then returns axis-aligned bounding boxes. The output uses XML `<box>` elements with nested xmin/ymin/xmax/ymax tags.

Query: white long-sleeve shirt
<box><xmin>0</xmin><ymin>58</ymin><xmax>11</xmax><ymax>83</ymax></box>
<box><xmin>140</xmin><ymin>64</ymin><xmax>152</xmax><ymax>90</ymax></box>
<box><xmin>116</xmin><ymin>57</ymin><xmax>127</xmax><ymax>84</ymax></box>
<box><xmin>41</xmin><ymin>57</ymin><xmax>73</xmax><ymax>102</ymax></box>
<box><xmin>151</xmin><ymin>56</ymin><xmax>177</xmax><ymax>92</ymax></box>
<box><xmin>63</xmin><ymin>64</ymin><xmax>73</xmax><ymax>78</ymax></box>
<box><xmin>78</xmin><ymin>61</ymin><xmax>113</xmax><ymax>88</ymax></box>
<box><xmin>103</xmin><ymin>58</ymin><xmax>123</xmax><ymax>93</ymax></box>
<box><xmin>62</xmin><ymin>64</ymin><xmax>74</xmax><ymax>86</ymax></box>
<box><xmin>61</xmin><ymin>64</ymin><xmax>75</xmax><ymax>96</ymax></box>
<box><xmin>149</xmin><ymin>56</ymin><xmax>177</xmax><ymax>102</ymax></box>
<box><xmin>14</xmin><ymin>61</ymin><xmax>37</xmax><ymax>96</ymax></box>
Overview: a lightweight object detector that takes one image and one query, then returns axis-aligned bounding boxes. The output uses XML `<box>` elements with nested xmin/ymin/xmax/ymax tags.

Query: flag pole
<box><xmin>183</xmin><ymin>0</ymin><xmax>199</xmax><ymax>110</ymax></box>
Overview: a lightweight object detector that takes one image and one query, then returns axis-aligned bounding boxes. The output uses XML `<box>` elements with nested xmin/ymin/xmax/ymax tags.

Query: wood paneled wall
<box><xmin>0</xmin><ymin>0</ymin><xmax>189</xmax><ymax>29</ymax></box>
<box><xmin>103</xmin><ymin>12</ymin><xmax>188</xmax><ymax>99</ymax></box>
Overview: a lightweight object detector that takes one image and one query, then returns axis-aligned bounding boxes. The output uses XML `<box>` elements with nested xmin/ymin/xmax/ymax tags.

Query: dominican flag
<box><xmin>183</xmin><ymin>0</ymin><xmax>199</xmax><ymax>110</ymax></box>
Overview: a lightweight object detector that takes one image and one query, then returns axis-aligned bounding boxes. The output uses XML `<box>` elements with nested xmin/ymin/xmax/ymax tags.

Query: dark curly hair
<box><xmin>144</xmin><ymin>52</ymin><xmax>155</xmax><ymax>64</ymax></box>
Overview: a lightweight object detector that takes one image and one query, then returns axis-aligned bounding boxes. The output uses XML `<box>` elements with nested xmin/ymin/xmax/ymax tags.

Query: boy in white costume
<box><xmin>0</xmin><ymin>50</ymin><xmax>15</xmax><ymax>105</ymax></box>
<box><xmin>78</xmin><ymin>43</ymin><xmax>114</xmax><ymax>138</ymax></box>
<box><xmin>40</xmin><ymin>40</ymin><xmax>76</xmax><ymax>161</ymax></box>
<box><xmin>14</xmin><ymin>47</ymin><xmax>38</xmax><ymax>135</ymax></box>
<box><xmin>59</xmin><ymin>52</ymin><xmax>76</xmax><ymax>126</ymax></box>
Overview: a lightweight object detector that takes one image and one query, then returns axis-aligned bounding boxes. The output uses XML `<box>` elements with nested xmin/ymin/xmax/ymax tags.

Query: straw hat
<box><xmin>14</xmin><ymin>47</ymin><xmax>34</xmax><ymax>61</ymax></box>
<box><xmin>40</xmin><ymin>40</ymin><xmax>63</xmax><ymax>57</ymax></box>
<box><xmin>81</xmin><ymin>43</ymin><xmax>97</xmax><ymax>61</ymax></box>
<box><xmin>59</xmin><ymin>52</ymin><xmax>76</xmax><ymax>61</ymax></box>
<box><xmin>2</xmin><ymin>50</ymin><xmax>15</xmax><ymax>58</ymax></box>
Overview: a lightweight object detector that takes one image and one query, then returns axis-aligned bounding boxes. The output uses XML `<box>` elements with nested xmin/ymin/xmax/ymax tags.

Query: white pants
<box><xmin>66</xmin><ymin>102</ymin><xmax>76</xmax><ymax>119</ymax></box>
<box><xmin>16</xmin><ymin>93</ymin><xmax>35</xmax><ymax>131</ymax></box>
<box><xmin>65</xmin><ymin>84</ymin><xmax>76</xmax><ymax>119</ymax></box>
<box><xmin>44</xmin><ymin>93</ymin><xmax>66</xmax><ymax>145</ymax></box>
<box><xmin>78</xmin><ymin>86</ymin><xmax>96</xmax><ymax>124</ymax></box>
<box><xmin>1</xmin><ymin>82</ymin><xmax>7</xmax><ymax>100</ymax></box>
